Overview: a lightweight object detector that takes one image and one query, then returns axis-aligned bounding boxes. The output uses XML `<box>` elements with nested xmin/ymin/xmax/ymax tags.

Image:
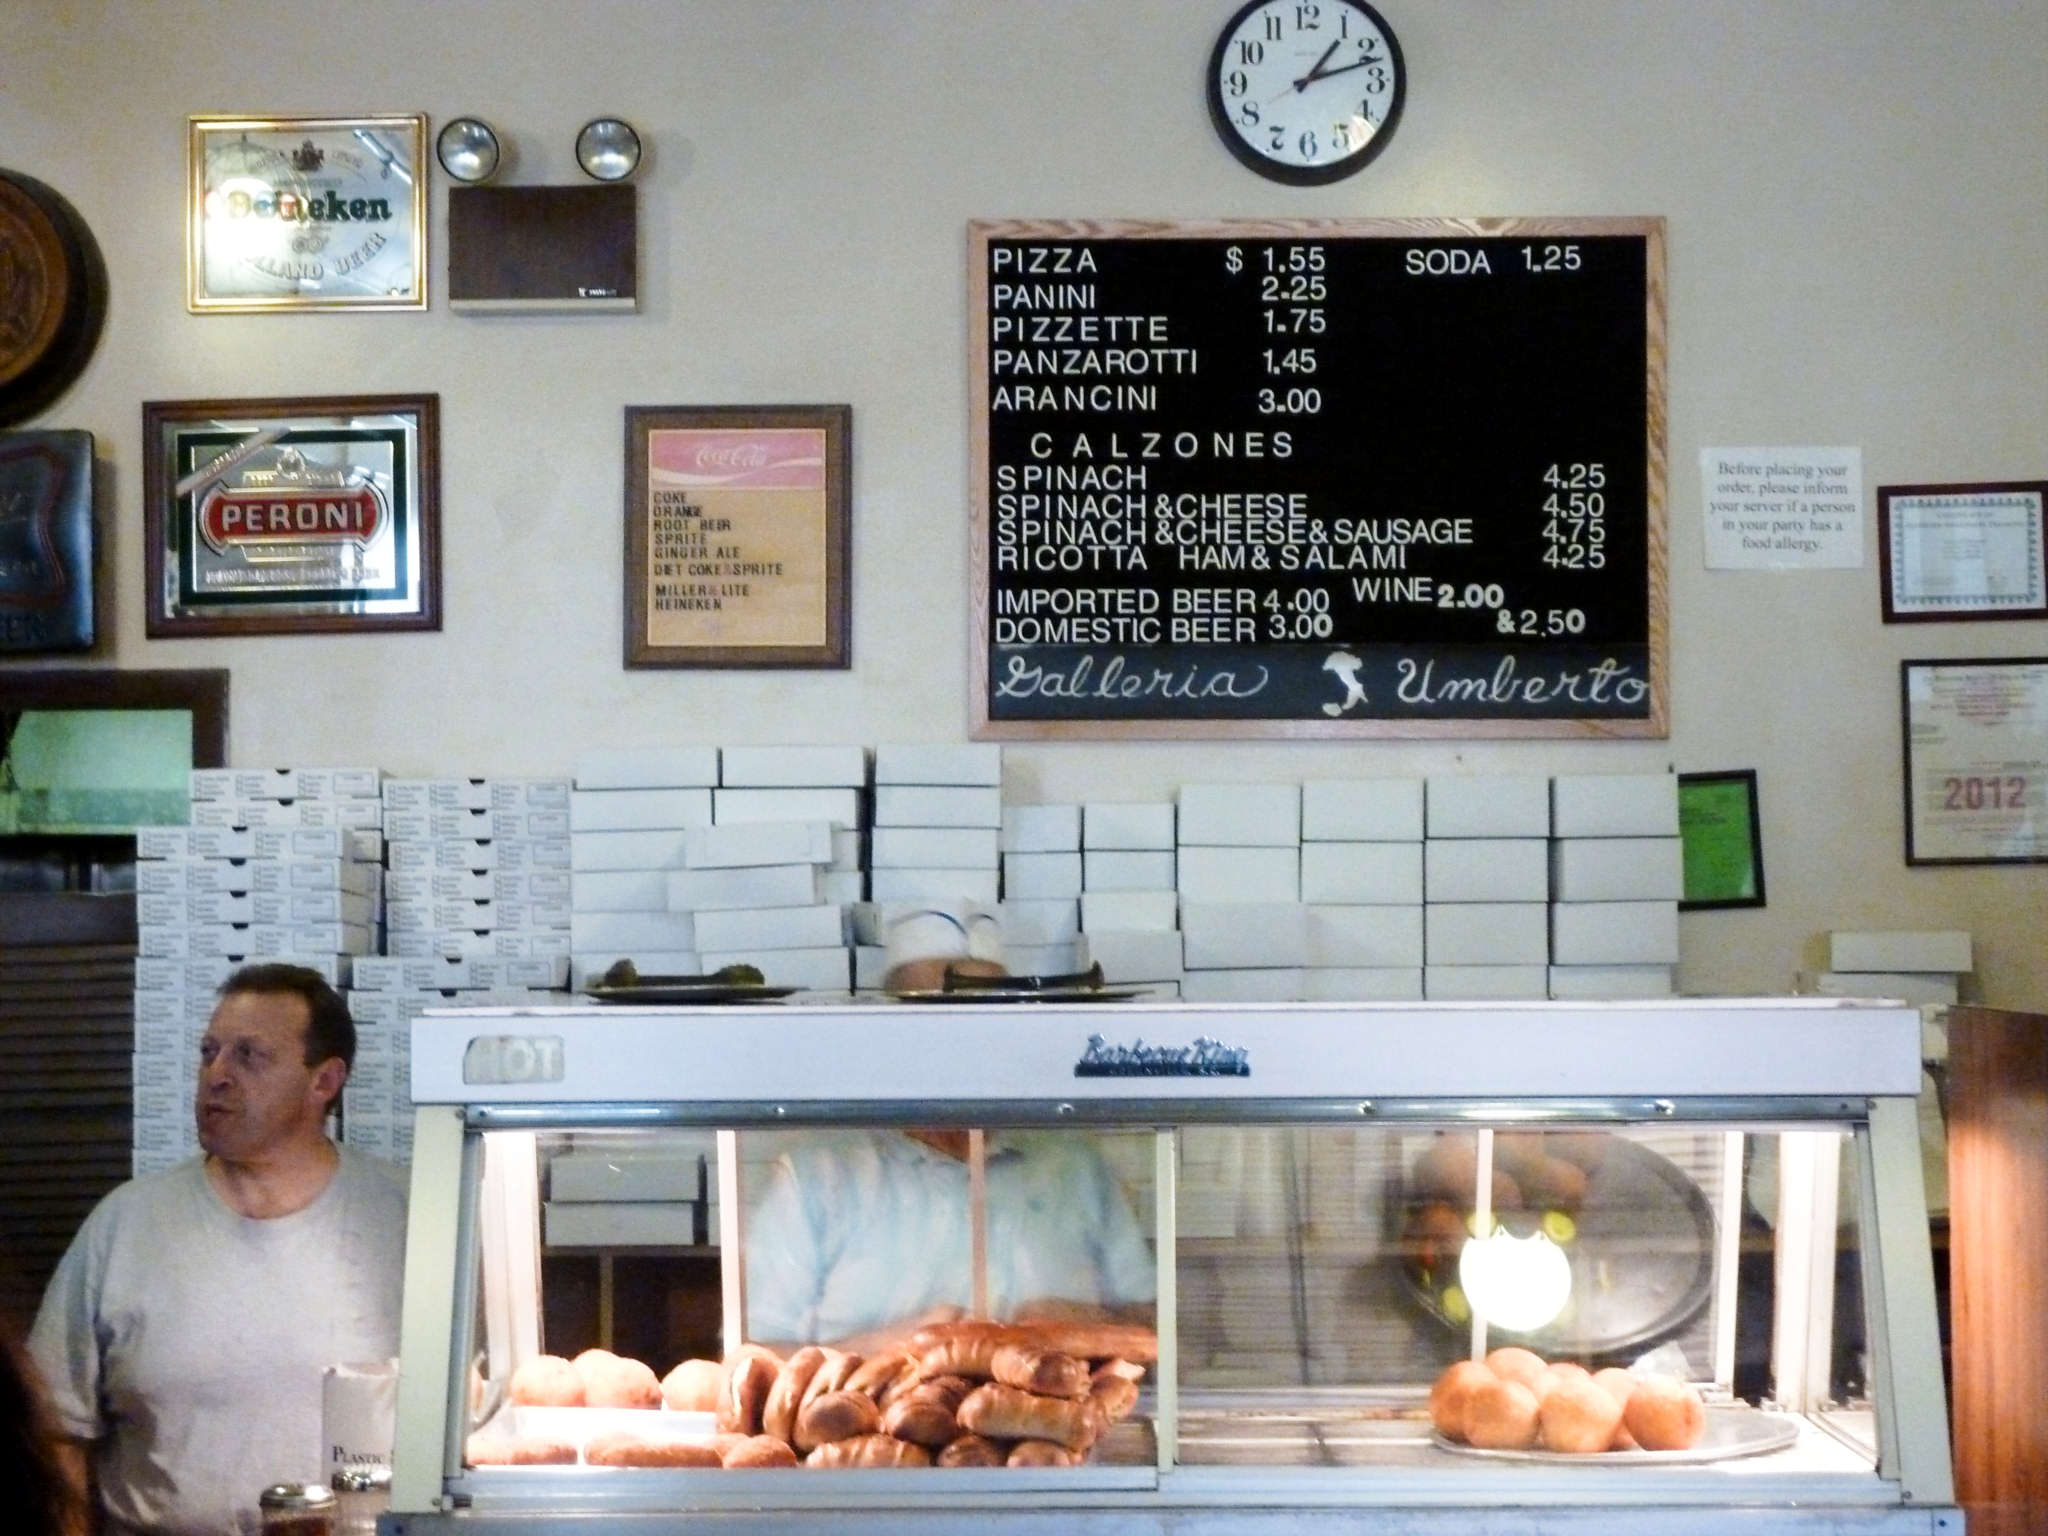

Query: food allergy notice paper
<box><xmin>1701</xmin><ymin>447</ymin><xmax>1863</xmax><ymax>570</ymax></box>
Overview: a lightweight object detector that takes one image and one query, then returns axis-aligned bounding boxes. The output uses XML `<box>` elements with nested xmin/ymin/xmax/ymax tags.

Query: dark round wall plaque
<box><xmin>0</xmin><ymin>169</ymin><xmax>107</xmax><ymax>426</ymax></box>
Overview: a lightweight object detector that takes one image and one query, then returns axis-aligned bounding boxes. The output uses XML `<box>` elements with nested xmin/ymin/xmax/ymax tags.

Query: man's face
<box><xmin>194</xmin><ymin>990</ymin><xmax>336</xmax><ymax>1160</ymax></box>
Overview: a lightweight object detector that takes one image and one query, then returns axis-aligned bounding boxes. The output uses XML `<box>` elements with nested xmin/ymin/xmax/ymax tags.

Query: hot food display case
<box><xmin>385</xmin><ymin>998</ymin><xmax>1957</xmax><ymax>1534</ymax></box>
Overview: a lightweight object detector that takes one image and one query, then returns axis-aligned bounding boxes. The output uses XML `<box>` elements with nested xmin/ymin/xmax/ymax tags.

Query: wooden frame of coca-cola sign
<box><xmin>142</xmin><ymin>394</ymin><xmax>441</xmax><ymax>637</ymax></box>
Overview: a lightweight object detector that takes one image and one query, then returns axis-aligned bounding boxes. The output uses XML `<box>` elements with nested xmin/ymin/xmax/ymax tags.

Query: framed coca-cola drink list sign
<box><xmin>623</xmin><ymin>404</ymin><xmax>851</xmax><ymax>668</ymax></box>
<box><xmin>142</xmin><ymin>394</ymin><xmax>441</xmax><ymax>637</ymax></box>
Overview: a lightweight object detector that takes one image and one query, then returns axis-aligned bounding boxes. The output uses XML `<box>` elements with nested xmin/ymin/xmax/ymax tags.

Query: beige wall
<box><xmin>4</xmin><ymin>0</ymin><xmax>2044</xmax><ymax>1005</ymax></box>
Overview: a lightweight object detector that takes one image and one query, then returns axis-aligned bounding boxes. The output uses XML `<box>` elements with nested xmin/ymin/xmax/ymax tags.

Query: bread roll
<box><xmin>762</xmin><ymin>1346</ymin><xmax>828</xmax><ymax>1444</ymax></box>
<box><xmin>721</xmin><ymin>1434</ymin><xmax>801</xmax><ymax>1468</ymax></box>
<box><xmin>583</xmin><ymin>1432</ymin><xmax>722</xmax><ymax>1468</ymax></box>
<box><xmin>1482</xmin><ymin>1346</ymin><xmax>1547</xmax><ymax>1391</ymax></box>
<box><xmin>918</xmin><ymin>1331</ymin><xmax>1003</xmax><ymax>1380</ymax></box>
<box><xmin>1533</xmin><ymin>1361</ymin><xmax>1593</xmax><ymax>1401</ymax></box>
<box><xmin>957</xmin><ymin>1382</ymin><xmax>1097</xmax><ymax>1452</ymax></box>
<box><xmin>1088</xmin><ymin>1372</ymin><xmax>1139</xmax><ymax>1426</ymax></box>
<box><xmin>1519</xmin><ymin>1156</ymin><xmax>1590</xmax><ymax>1212</ymax></box>
<box><xmin>1094</xmin><ymin>1357</ymin><xmax>1145</xmax><ymax>1384</ymax></box>
<box><xmin>804</xmin><ymin>1433</ymin><xmax>932</xmax><ymax>1468</ymax></box>
<box><xmin>1461</xmin><ymin>1378</ymin><xmax>1541</xmax><ymax>1451</ymax></box>
<box><xmin>508</xmin><ymin>1354</ymin><xmax>584</xmax><ymax>1407</ymax></box>
<box><xmin>661</xmin><ymin>1357</ymin><xmax>728</xmax><ymax>1413</ymax></box>
<box><xmin>1007</xmin><ymin>1440</ymin><xmax>1083</xmax><ymax>1467</ymax></box>
<box><xmin>1537</xmin><ymin>1375</ymin><xmax>1623</xmax><ymax>1454</ymax></box>
<box><xmin>465</xmin><ymin>1434</ymin><xmax>577</xmax><ymax>1466</ymax></box>
<box><xmin>991</xmin><ymin>1344</ymin><xmax>1090</xmax><ymax>1400</ymax></box>
<box><xmin>845</xmin><ymin>1351</ymin><xmax>912</xmax><ymax>1401</ymax></box>
<box><xmin>882</xmin><ymin>1375</ymin><xmax>971</xmax><ymax>1448</ymax></box>
<box><xmin>1427</xmin><ymin>1360</ymin><xmax>1497</xmax><ymax>1441</ymax></box>
<box><xmin>1590</xmin><ymin>1367</ymin><xmax>1637</xmax><ymax>1409</ymax></box>
<box><xmin>936</xmin><ymin>1433</ymin><xmax>1007</xmax><ymax>1467</ymax></box>
<box><xmin>1018</xmin><ymin>1319</ymin><xmax>1159</xmax><ymax>1367</ymax></box>
<box><xmin>795</xmin><ymin>1388</ymin><xmax>883</xmax><ymax>1452</ymax></box>
<box><xmin>802</xmin><ymin>1348</ymin><xmax>863</xmax><ymax>1405</ymax></box>
<box><xmin>718</xmin><ymin>1353</ymin><xmax>778</xmax><ymax>1436</ymax></box>
<box><xmin>575</xmin><ymin>1349</ymin><xmax>663</xmax><ymax>1409</ymax></box>
<box><xmin>1622</xmin><ymin>1376</ymin><xmax>1705</xmax><ymax>1451</ymax></box>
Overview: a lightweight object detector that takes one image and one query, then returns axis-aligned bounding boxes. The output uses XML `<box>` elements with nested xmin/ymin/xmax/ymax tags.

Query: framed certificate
<box><xmin>1877</xmin><ymin>481</ymin><xmax>2048</xmax><ymax>623</ymax></box>
<box><xmin>143</xmin><ymin>395</ymin><xmax>440</xmax><ymax>636</ymax></box>
<box><xmin>623</xmin><ymin>405</ymin><xmax>851</xmax><ymax>668</ymax></box>
<box><xmin>188</xmin><ymin>115</ymin><xmax>426</xmax><ymax>311</ymax></box>
<box><xmin>1901</xmin><ymin>657</ymin><xmax>2048</xmax><ymax>865</ymax></box>
<box><xmin>1677</xmin><ymin>769</ymin><xmax>1767</xmax><ymax>909</ymax></box>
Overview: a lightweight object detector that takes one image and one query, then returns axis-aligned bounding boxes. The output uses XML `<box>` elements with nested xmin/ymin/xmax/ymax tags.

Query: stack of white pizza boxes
<box><xmin>132</xmin><ymin>767</ymin><xmax>385</xmax><ymax>1174</ymax></box>
<box><xmin>1423</xmin><ymin>775</ymin><xmax>1551</xmax><ymax>999</ymax></box>
<box><xmin>691</xmin><ymin>745</ymin><xmax>867</xmax><ymax>992</ymax></box>
<box><xmin>1808</xmin><ymin>930</ymin><xmax>1971</xmax><ymax>1007</ymax></box>
<box><xmin>1299</xmin><ymin>778</ymin><xmax>1427</xmax><ymax>1001</ymax></box>
<box><xmin>1177</xmin><ymin>783</ymin><xmax>1306</xmax><ymax>1002</ymax></box>
<box><xmin>1547</xmin><ymin>773</ymin><xmax>1682</xmax><ymax>998</ymax></box>
<box><xmin>369</xmin><ymin>775</ymin><xmax>574</xmax><ymax>1162</ymax></box>
<box><xmin>996</xmin><ymin>802</ymin><xmax>1090</xmax><ymax>988</ymax></box>
<box><xmin>569</xmin><ymin>748</ymin><xmax>719</xmax><ymax>988</ymax></box>
<box><xmin>849</xmin><ymin>745</ymin><xmax>1001</xmax><ymax>989</ymax></box>
<box><xmin>1075</xmin><ymin>800</ymin><xmax>1177</xmax><ymax>995</ymax></box>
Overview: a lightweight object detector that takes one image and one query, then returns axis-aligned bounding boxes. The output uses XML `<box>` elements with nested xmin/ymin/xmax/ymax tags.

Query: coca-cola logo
<box><xmin>691</xmin><ymin>443</ymin><xmax>770</xmax><ymax>471</ymax></box>
<box><xmin>197</xmin><ymin>483</ymin><xmax>387</xmax><ymax>555</ymax></box>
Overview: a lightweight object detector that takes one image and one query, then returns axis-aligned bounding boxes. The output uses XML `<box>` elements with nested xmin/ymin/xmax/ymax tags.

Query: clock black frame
<box><xmin>1205</xmin><ymin>0</ymin><xmax>1407</xmax><ymax>186</ymax></box>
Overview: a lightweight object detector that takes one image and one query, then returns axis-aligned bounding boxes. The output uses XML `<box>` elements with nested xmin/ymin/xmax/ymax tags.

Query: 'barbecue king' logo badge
<box><xmin>195</xmin><ymin>455</ymin><xmax>387</xmax><ymax>557</ymax></box>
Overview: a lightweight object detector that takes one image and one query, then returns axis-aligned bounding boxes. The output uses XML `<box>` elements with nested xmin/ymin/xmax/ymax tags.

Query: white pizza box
<box><xmin>868</xmin><ymin>867</ymin><xmax>1001</xmax><ymax>905</ymax></box>
<box><xmin>698</xmin><ymin>945</ymin><xmax>851</xmax><ymax>991</ymax></box>
<box><xmin>190</xmin><ymin>799</ymin><xmax>300</xmax><ymax>830</ymax></box>
<box><xmin>1302</xmin><ymin>967</ymin><xmax>1425</xmax><ymax>1001</ymax></box>
<box><xmin>1181</xmin><ymin>968</ymin><xmax>1305</xmax><ymax>1002</ymax></box>
<box><xmin>853</xmin><ymin>945</ymin><xmax>889</xmax><ymax>988</ymax></box>
<box><xmin>1300</xmin><ymin>842</ymin><xmax>1423</xmax><ymax>905</ymax></box>
<box><xmin>354</xmin><ymin>955</ymin><xmax>468</xmax><ymax>993</ymax></box>
<box><xmin>1424</xmin><ymin>839</ymin><xmax>1549</xmax><ymax>903</ymax></box>
<box><xmin>571</xmin><ymin>870</ymin><xmax>672</xmax><ymax>913</ymax></box>
<box><xmin>1177</xmin><ymin>846</ymin><xmax>1298</xmax><ymax>902</ymax></box>
<box><xmin>251</xmin><ymin>826</ymin><xmax>369</xmax><ymax>863</ymax></box>
<box><xmin>571</xmin><ymin>831</ymin><xmax>691</xmax><ymax>872</ymax></box>
<box><xmin>691</xmin><ymin>903</ymin><xmax>848</xmax><ymax>953</ymax></box>
<box><xmin>569</xmin><ymin>788</ymin><xmax>713</xmax><ymax>833</ymax></box>
<box><xmin>871</xmin><ymin>827</ymin><xmax>1000</xmax><ymax>869</ymax></box>
<box><xmin>289</xmin><ymin>921</ymin><xmax>374</xmax><ymax>956</ymax></box>
<box><xmin>718</xmin><ymin>745</ymin><xmax>868</xmax><ymax>788</ymax></box>
<box><xmin>685</xmin><ymin>819</ymin><xmax>833</xmax><ymax>869</ymax></box>
<box><xmin>383</xmin><ymin>778</ymin><xmax>492</xmax><ymax>813</ymax></box>
<box><xmin>1425</xmin><ymin>775</ymin><xmax>1551</xmax><ymax>838</ymax></box>
<box><xmin>132</xmin><ymin>991</ymin><xmax>188</xmax><ymax>1028</ymax></box>
<box><xmin>1081</xmin><ymin>890</ymin><xmax>1178</xmax><ymax>933</ymax></box>
<box><xmin>1551</xmin><ymin>772</ymin><xmax>1680</xmax><ymax>838</ymax></box>
<box><xmin>468</xmin><ymin>956</ymin><xmax>571</xmax><ymax>992</ymax></box>
<box><xmin>998</xmin><ymin>898</ymin><xmax>1081</xmax><ymax>945</ymax></box>
<box><xmin>1549</xmin><ymin>836</ymin><xmax>1684</xmax><ymax>901</ymax></box>
<box><xmin>1007</xmin><ymin>940</ymin><xmax>1091</xmax><ymax>976</ymax></box>
<box><xmin>666</xmin><ymin>863</ymin><xmax>818</xmax><ymax>912</ymax></box>
<box><xmin>1181</xmin><ymin>902</ymin><xmax>1308</xmax><ymax>969</ymax></box>
<box><xmin>193</xmin><ymin>826</ymin><xmax>259</xmax><ymax>861</ymax></box>
<box><xmin>489</xmin><ymin>779</ymin><xmax>572</xmax><ymax>811</ymax></box>
<box><xmin>1802</xmin><ymin>969</ymin><xmax>1961</xmax><ymax>1006</ymax></box>
<box><xmin>551</xmin><ymin>1150</ymin><xmax>707</xmax><ymax>1203</ymax></box>
<box><xmin>873</xmin><ymin>743</ymin><xmax>1002</xmax><ymax>786</ymax></box>
<box><xmin>543</xmin><ymin>1201</ymin><xmax>701</xmax><ymax>1248</ymax></box>
<box><xmin>228</xmin><ymin>768</ymin><xmax>299</xmax><ymax>802</ymax></box>
<box><xmin>249</xmin><ymin>858</ymin><xmax>381</xmax><ymax>897</ymax></box>
<box><xmin>388</xmin><ymin>838</ymin><xmax>487</xmax><ymax>874</ymax></box>
<box><xmin>714</xmin><ymin>787</ymin><xmax>863</xmax><ymax>830</ymax></box>
<box><xmin>569</xmin><ymin>952</ymin><xmax>701</xmax><ymax>990</ymax></box>
<box><xmin>818</xmin><ymin>870</ymin><xmax>865</xmax><ymax>905</ymax></box>
<box><xmin>1084</xmin><ymin>802</ymin><xmax>1176</xmax><ymax>850</ymax></box>
<box><xmin>874</xmin><ymin>785</ymin><xmax>1003</xmax><ymax>828</ymax></box>
<box><xmin>574</xmin><ymin>747</ymin><xmax>720</xmax><ymax>790</ymax></box>
<box><xmin>1828</xmin><ymin>930</ymin><xmax>1973</xmax><ymax>974</ymax></box>
<box><xmin>1548</xmin><ymin>964</ymin><xmax>1678</xmax><ymax>1000</ymax></box>
<box><xmin>134</xmin><ymin>860</ymin><xmax>208</xmax><ymax>896</ymax></box>
<box><xmin>1306</xmin><ymin>904</ymin><xmax>1425</xmax><ymax>968</ymax></box>
<box><xmin>136</xmin><ymin>827</ymin><xmax>196</xmax><ymax>860</ymax></box>
<box><xmin>571</xmin><ymin>911</ymin><xmax>697</xmax><ymax>953</ymax></box>
<box><xmin>1424</xmin><ymin>902</ymin><xmax>1548</xmax><ymax>965</ymax></box>
<box><xmin>1300</xmin><ymin>778</ymin><xmax>1425</xmax><ymax>842</ymax></box>
<box><xmin>1086</xmin><ymin>929</ymin><xmax>1185</xmax><ymax>983</ymax></box>
<box><xmin>1551</xmin><ymin>900</ymin><xmax>1680</xmax><ymax>965</ymax></box>
<box><xmin>1425</xmin><ymin>965</ymin><xmax>1549</xmax><ymax>1000</ymax></box>
<box><xmin>1084</xmin><ymin>850</ymin><xmax>1175</xmax><ymax>892</ymax></box>
<box><xmin>1001</xmin><ymin>803</ymin><xmax>1081</xmax><ymax>853</ymax></box>
<box><xmin>829</xmin><ymin>829</ymin><xmax>863</xmax><ymax>871</ymax></box>
<box><xmin>135</xmin><ymin>927</ymin><xmax>191</xmax><ymax>959</ymax></box>
<box><xmin>187</xmin><ymin>768</ymin><xmax>236</xmax><ymax>801</ymax></box>
<box><xmin>388</xmin><ymin>868</ymin><xmax>534</xmax><ymax>905</ymax></box>
<box><xmin>1177</xmin><ymin>783</ymin><xmax>1301</xmax><ymax>847</ymax></box>
<box><xmin>1002</xmin><ymin>851</ymin><xmax>1083</xmax><ymax>898</ymax></box>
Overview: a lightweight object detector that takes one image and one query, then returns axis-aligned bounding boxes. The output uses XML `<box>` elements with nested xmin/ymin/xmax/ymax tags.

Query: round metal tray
<box><xmin>1432</xmin><ymin>1404</ymin><xmax>1799</xmax><ymax>1465</ymax></box>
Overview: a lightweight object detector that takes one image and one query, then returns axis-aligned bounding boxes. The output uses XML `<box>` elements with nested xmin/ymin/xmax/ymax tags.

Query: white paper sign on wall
<box><xmin>1700</xmin><ymin>446</ymin><xmax>1863</xmax><ymax>570</ymax></box>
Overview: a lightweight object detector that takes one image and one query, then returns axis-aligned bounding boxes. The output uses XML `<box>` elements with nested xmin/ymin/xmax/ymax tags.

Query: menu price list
<box><xmin>975</xmin><ymin>223</ymin><xmax>1660</xmax><ymax>725</ymax></box>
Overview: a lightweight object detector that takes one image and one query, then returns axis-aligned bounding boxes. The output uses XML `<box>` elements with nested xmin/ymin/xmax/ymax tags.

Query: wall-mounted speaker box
<box><xmin>447</xmin><ymin>184</ymin><xmax>636</xmax><ymax>312</ymax></box>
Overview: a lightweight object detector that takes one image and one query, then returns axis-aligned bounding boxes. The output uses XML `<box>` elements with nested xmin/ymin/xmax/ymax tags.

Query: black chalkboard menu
<box><xmin>968</xmin><ymin>218</ymin><xmax>1667</xmax><ymax>739</ymax></box>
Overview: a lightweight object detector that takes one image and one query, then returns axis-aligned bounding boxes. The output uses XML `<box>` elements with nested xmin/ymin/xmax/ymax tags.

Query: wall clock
<box><xmin>1207</xmin><ymin>0</ymin><xmax>1406</xmax><ymax>185</ymax></box>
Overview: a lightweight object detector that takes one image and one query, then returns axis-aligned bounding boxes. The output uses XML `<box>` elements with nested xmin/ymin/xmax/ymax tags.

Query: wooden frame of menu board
<box><xmin>967</xmin><ymin>217</ymin><xmax>1668</xmax><ymax>740</ymax></box>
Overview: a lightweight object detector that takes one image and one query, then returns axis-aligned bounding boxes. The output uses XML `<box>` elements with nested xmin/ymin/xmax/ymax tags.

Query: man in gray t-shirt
<box><xmin>31</xmin><ymin>964</ymin><xmax>408</xmax><ymax>1536</ymax></box>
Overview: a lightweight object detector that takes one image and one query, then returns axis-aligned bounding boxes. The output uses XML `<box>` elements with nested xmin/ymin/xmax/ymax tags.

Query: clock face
<box><xmin>1208</xmin><ymin>0</ymin><xmax>1406</xmax><ymax>185</ymax></box>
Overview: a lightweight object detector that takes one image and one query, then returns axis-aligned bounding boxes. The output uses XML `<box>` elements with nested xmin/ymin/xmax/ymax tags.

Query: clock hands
<box><xmin>1295</xmin><ymin>50</ymin><xmax>1387</xmax><ymax>88</ymax></box>
<box><xmin>1291</xmin><ymin>39</ymin><xmax>1342</xmax><ymax>90</ymax></box>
